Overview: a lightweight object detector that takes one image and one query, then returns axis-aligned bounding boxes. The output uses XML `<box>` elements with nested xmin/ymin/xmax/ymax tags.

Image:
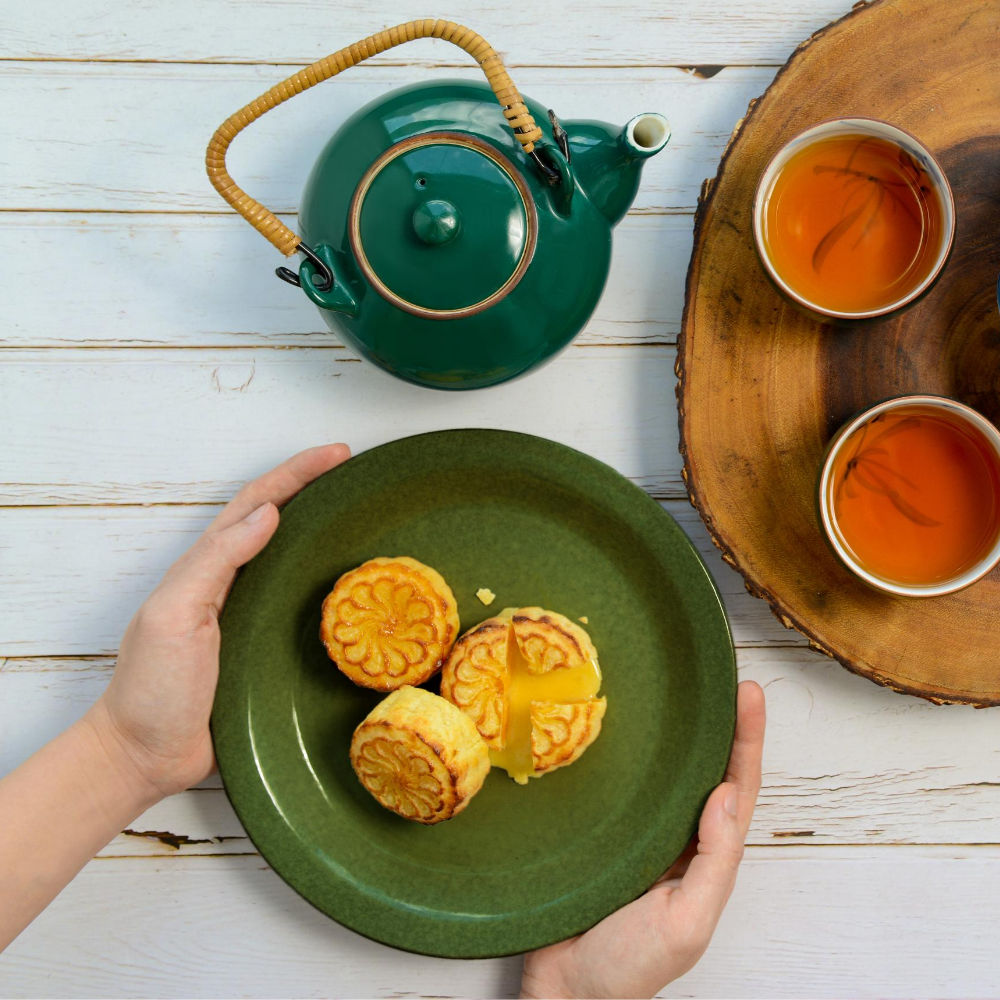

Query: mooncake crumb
<box><xmin>579</xmin><ymin>615</ymin><xmax>589</xmax><ymax>624</ymax></box>
<box><xmin>476</xmin><ymin>587</ymin><xmax>496</xmax><ymax>606</ymax></box>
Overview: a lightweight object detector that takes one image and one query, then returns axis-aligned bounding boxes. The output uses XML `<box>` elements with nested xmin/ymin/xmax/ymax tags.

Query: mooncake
<box><xmin>350</xmin><ymin>685</ymin><xmax>490</xmax><ymax>823</ymax></box>
<box><xmin>441</xmin><ymin>607</ymin><xmax>606</xmax><ymax>783</ymax></box>
<box><xmin>320</xmin><ymin>556</ymin><xmax>460</xmax><ymax>690</ymax></box>
<box><xmin>530</xmin><ymin>698</ymin><xmax>608</xmax><ymax>776</ymax></box>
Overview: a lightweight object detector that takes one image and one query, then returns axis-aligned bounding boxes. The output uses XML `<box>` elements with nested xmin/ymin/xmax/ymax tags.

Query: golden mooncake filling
<box><xmin>320</xmin><ymin>556</ymin><xmax>460</xmax><ymax>691</ymax></box>
<box><xmin>441</xmin><ymin>607</ymin><xmax>606</xmax><ymax>783</ymax></box>
<box><xmin>350</xmin><ymin>685</ymin><xmax>489</xmax><ymax>824</ymax></box>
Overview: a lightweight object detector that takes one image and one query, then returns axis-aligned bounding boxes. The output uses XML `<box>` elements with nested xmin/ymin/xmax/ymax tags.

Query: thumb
<box><xmin>159</xmin><ymin>502</ymin><xmax>280</xmax><ymax>616</ymax></box>
<box><xmin>668</xmin><ymin>781</ymin><xmax>745</xmax><ymax>945</ymax></box>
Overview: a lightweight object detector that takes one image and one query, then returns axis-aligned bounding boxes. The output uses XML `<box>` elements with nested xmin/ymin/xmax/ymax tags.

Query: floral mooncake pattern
<box><xmin>530</xmin><ymin>699</ymin><xmax>608</xmax><ymax>776</ymax></box>
<box><xmin>320</xmin><ymin>556</ymin><xmax>460</xmax><ymax>691</ymax></box>
<box><xmin>441</xmin><ymin>607</ymin><xmax>607</xmax><ymax>784</ymax></box>
<box><xmin>350</xmin><ymin>685</ymin><xmax>490</xmax><ymax>824</ymax></box>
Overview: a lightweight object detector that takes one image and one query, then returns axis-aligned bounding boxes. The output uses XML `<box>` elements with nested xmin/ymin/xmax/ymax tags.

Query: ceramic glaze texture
<box><xmin>298</xmin><ymin>81</ymin><xmax>657</xmax><ymax>389</ymax></box>
<box><xmin>212</xmin><ymin>430</ymin><xmax>736</xmax><ymax>957</ymax></box>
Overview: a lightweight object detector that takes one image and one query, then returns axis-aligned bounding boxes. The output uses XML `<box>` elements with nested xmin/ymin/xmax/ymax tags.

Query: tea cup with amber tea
<box><xmin>753</xmin><ymin>119</ymin><xmax>955</xmax><ymax>319</ymax></box>
<box><xmin>818</xmin><ymin>396</ymin><xmax>1000</xmax><ymax>597</ymax></box>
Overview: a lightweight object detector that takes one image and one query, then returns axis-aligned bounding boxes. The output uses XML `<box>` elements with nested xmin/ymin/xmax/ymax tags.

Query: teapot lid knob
<box><xmin>412</xmin><ymin>199</ymin><xmax>461</xmax><ymax>246</ymax></box>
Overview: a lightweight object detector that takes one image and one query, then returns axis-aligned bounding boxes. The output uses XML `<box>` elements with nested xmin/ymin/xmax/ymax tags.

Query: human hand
<box><xmin>520</xmin><ymin>679</ymin><xmax>765</xmax><ymax>1000</ymax></box>
<box><xmin>84</xmin><ymin>444</ymin><xmax>350</xmax><ymax>801</ymax></box>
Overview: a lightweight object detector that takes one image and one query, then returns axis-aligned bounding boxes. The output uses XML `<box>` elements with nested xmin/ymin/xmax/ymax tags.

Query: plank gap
<box><xmin>0</xmin><ymin>56</ymin><xmax>783</xmax><ymax>70</ymax></box>
<box><xmin>0</xmin><ymin>206</ymin><xmax>695</xmax><ymax>218</ymax></box>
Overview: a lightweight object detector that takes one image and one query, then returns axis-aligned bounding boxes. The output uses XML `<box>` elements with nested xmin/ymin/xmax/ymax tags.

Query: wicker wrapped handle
<box><xmin>205</xmin><ymin>20</ymin><xmax>544</xmax><ymax>257</ymax></box>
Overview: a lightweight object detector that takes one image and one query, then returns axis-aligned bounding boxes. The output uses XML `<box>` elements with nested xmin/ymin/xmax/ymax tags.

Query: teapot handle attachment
<box><xmin>206</xmin><ymin>19</ymin><xmax>546</xmax><ymax>273</ymax></box>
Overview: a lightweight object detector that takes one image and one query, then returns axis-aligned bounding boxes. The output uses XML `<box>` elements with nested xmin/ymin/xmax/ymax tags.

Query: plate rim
<box><xmin>213</xmin><ymin>428</ymin><xmax>737</xmax><ymax>957</ymax></box>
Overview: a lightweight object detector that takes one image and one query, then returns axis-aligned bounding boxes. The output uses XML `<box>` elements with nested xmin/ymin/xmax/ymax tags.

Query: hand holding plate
<box><xmin>520</xmin><ymin>680</ymin><xmax>765</xmax><ymax>999</ymax></box>
<box><xmin>90</xmin><ymin>443</ymin><xmax>350</xmax><ymax>800</ymax></box>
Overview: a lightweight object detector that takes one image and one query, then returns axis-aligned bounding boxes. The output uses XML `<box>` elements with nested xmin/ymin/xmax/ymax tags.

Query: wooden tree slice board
<box><xmin>678</xmin><ymin>0</ymin><xmax>1000</xmax><ymax>705</ymax></box>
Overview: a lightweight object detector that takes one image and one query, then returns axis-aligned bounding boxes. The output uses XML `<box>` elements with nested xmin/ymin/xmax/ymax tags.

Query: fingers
<box><xmin>655</xmin><ymin>836</ymin><xmax>697</xmax><ymax>885</ymax></box>
<box><xmin>520</xmin><ymin>682</ymin><xmax>766</xmax><ymax>999</ymax></box>
<box><xmin>156</xmin><ymin>502</ymin><xmax>281</xmax><ymax>621</ymax></box>
<box><xmin>668</xmin><ymin>680</ymin><xmax>766</xmax><ymax>934</ymax></box>
<box><xmin>149</xmin><ymin>444</ymin><xmax>351</xmax><ymax>625</ymax></box>
<box><xmin>208</xmin><ymin>443</ymin><xmax>351</xmax><ymax>532</ymax></box>
<box><xmin>673</xmin><ymin>783</ymin><xmax>745</xmax><ymax>916</ymax></box>
<box><xmin>725</xmin><ymin>680</ymin><xmax>766</xmax><ymax>824</ymax></box>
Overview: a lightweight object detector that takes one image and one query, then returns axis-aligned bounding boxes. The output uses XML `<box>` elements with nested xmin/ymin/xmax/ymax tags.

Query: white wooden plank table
<box><xmin>3</xmin><ymin>2</ymin><xmax>999</xmax><ymax>996</ymax></box>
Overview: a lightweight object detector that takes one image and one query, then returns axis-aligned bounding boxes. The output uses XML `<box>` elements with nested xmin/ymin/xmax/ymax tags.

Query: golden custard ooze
<box><xmin>441</xmin><ymin>607</ymin><xmax>606</xmax><ymax>783</ymax></box>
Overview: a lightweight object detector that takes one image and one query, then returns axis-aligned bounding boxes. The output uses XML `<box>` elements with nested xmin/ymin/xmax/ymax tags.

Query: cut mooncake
<box><xmin>350</xmin><ymin>685</ymin><xmax>490</xmax><ymax>823</ymax></box>
<box><xmin>320</xmin><ymin>556</ymin><xmax>460</xmax><ymax>691</ymax></box>
<box><xmin>530</xmin><ymin>698</ymin><xmax>608</xmax><ymax>776</ymax></box>
<box><xmin>440</xmin><ymin>607</ymin><xmax>607</xmax><ymax>783</ymax></box>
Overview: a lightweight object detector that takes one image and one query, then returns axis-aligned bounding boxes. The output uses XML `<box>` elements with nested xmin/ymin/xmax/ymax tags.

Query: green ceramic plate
<box><xmin>213</xmin><ymin>429</ymin><xmax>735</xmax><ymax>958</ymax></box>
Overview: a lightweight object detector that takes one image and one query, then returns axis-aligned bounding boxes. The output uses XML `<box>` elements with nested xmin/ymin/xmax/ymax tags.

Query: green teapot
<box><xmin>207</xmin><ymin>20</ymin><xmax>669</xmax><ymax>390</ymax></box>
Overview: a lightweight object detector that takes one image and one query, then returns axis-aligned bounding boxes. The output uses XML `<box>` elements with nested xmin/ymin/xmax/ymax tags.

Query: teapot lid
<box><xmin>348</xmin><ymin>132</ymin><xmax>538</xmax><ymax>319</ymax></box>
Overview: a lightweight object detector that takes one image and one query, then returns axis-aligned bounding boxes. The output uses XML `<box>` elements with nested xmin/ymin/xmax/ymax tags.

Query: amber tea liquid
<box><xmin>762</xmin><ymin>135</ymin><xmax>943</xmax><ymax>314</ymax></box>
<box><xmin>828</xmin><ymin>407</ymin><xmax>1000</xmax><ymax>586</ymax></box>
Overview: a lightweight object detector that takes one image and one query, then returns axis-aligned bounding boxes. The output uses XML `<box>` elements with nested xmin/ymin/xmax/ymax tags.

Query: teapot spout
<box><xmin>623</xmin><ymin>113</ymin><xmax>671</xmax><ymax>160</ymax></box>
<box><xmin>566</xmin><ymin>112</ymin><xmax>670</xmax><ymax>227</ymax></box>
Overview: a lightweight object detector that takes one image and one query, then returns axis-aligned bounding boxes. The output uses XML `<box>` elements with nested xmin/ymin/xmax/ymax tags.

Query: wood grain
<box><xmin>0</xmin><ymin>502</ymin><xmax>800</xmax><ymax>655</ymax></box>
<box><xmin>0</xmin><ymin>63</ymin><xmax>767</xmax><ymax>212</ymax></box>
<box><xmin>0</xmin><ymin>0</ymin><xmax>853</xmax><ymax>66</ymax></box>
<box><xmin>4</xmin><ymin>849</ymin><xmax>1000</xmax><ymax>999</ymax></box>
<box><xmin>0</xmin><ymin>213</ymin><xmax>686</xmax><ymax>347</ymax></box>
<box><xmin>0</xmin><ymin>347</ymin><xmax>683</xmax><ymax>505</ymax></box>
<box><xmin>4</xmin><ymin>0</ymin><xmax>998</xmax><ymax>995</ymax></box>
<box><xmin>678</xmin><ymin>0</ymin><xmax>1000</xmax><ymax>704</ymax></box>
<box><xmin>5</xmin><ymin>650</ymin><xmax>998</xmax><ymax>851</ymax></box>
